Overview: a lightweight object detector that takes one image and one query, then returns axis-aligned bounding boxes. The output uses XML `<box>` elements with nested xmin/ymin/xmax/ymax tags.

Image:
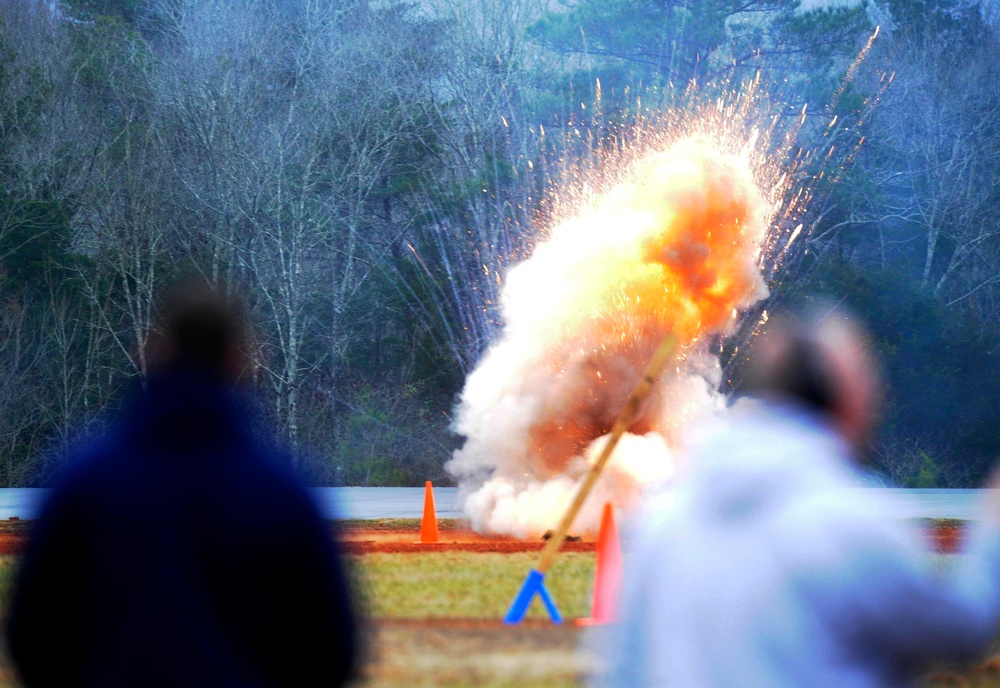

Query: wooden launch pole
<box><xmin>504</xmin><ymin>333</ymin><xmax>677</xmax><ymax>623</ymax></box>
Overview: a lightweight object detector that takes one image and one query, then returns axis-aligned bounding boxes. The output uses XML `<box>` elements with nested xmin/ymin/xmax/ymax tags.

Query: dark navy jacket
<box><xmin>6</xmin><ymin>372</ymin><xmax>358</xmax><ymax>687</ymax></box>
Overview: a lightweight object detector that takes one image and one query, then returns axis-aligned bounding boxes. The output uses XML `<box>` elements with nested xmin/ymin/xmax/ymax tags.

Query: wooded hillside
<box><xmin>2</xmin><ymin>0</ymin><xmax>998</xmax><ymax>487</ymax></box>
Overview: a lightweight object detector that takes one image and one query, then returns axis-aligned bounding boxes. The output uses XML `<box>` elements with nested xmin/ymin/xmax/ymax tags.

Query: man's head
<box><xmin>742</xmin><ymin>302</ymin><xmax>882</xmax><ymax>451</ymax></box>
<box><xmin>148</xmin><ymin>280</ymin><xmax>253</xmax><ymax>384</ymax></box>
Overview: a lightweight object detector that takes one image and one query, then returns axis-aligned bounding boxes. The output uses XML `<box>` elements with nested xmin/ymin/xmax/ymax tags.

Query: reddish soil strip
<box><xmin>341</xmin><ymin>539</ymin><xmax>596</xmax><ymax>554</ymax></box>
<box><xmin>336</xmin><ymin>524</ymin><xmax>968</xmax><ymax>555</ymax></box>
<box><xmin>337</xmin><ymin>520</ymin><xmax>599</xmax><ymax>554</ymax></box>
<box><xmin>0</xmin><ymin>522</ymin><xmax>966</xmax><ymax>555</ymax></box>
<box><xmin>337</xmin><ymin>524</ymin><xmax>596</xmax><ymax>554</ymax></box>
<box><xmin>928</xmin><ymin>525</ymin><xmax>963</xmax><ymax>554</ymax></box>
<box><xmin>0</xmin><ymin>531</ymin><xmax>26</xmax><ymax>555</ymax></box>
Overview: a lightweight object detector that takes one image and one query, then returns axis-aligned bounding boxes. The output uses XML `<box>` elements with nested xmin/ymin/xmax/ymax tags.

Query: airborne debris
<box><xmin>542</xmin><ymin>530</ymin><xmax>582</xmax><ymax>542</ymax></box>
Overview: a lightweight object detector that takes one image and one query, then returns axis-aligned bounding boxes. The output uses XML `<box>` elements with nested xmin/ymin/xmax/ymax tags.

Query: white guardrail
<box><xmin>0</xmin><ymin>487</ymin><xmax>989</xmax><ymax>522</ymax></box>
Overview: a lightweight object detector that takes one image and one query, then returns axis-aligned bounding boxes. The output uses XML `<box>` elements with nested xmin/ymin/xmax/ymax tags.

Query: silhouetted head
<box><xmin>148</xmin><ymin>280</ymin><xmax>252</xmax><ymax>384</ymax></box>
<box><xmin>742</xmin><ymin>301</ymin><xmax>882</xmax><ymax>451</ymax></box>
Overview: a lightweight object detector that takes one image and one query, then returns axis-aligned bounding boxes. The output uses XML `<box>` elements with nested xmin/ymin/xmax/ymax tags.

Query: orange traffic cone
<box><xmin>578</xmin><ymin>502</ymin><xmax>622</xmax><ymax>625</ymax></box>
<box><xmin>420</xmin><ymin>480</ymin><xmax>439</xmax><ymax>543</ymax></box>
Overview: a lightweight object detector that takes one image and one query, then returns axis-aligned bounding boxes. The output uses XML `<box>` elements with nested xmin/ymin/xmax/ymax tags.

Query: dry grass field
<box><xmin>342</xmin><ymin>520</ymin><xmax>1000</xmax><ymax>687</ymax></box>
<box><xmin>344</xmin><ymin>521</ymin><xmax>597</xmax><ymax>687</ymax></box>
<box><xmin>0</xmin><ymin>519</ymin><xmax>996</xmax><ymax>687</ymax></box>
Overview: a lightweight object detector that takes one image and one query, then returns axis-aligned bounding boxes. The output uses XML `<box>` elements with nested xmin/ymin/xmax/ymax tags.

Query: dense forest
<box><xmin>1</xmin><ymin>0</ymin><xmax>999</xmax><ymax>487</ymax></box>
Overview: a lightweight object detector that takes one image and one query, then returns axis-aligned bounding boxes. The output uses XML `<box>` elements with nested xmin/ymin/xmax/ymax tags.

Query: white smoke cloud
<box><xmin>447</xmin><ymin>137</ymin><xmax>770</xmax><ymax>538</ymax></box>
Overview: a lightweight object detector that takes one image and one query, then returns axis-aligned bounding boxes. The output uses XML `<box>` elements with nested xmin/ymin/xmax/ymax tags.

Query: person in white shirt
<box><xmin>594</xmin><ymin>304</ymin><xmax>1000</xmax><ymax>688</ymax></box>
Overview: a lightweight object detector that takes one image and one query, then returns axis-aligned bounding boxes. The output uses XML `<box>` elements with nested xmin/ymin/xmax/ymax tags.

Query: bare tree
<box><xmin>145</xmin><ymin>0</ymin><xmax>450</xmax><ymax>450</ymax></box>
<box><xmin>0</xmin><ymin>293</ymin><xmax>47</xmax><ymax>484</ymax></box>
<box><xmin>391</xmin><ymin>0</ymin><xmax>545</xmax><ymax>374</ymax></box>
<box><xmin>75</xmin><ymin>122</ymin><xmax>175</xmax><ymax>381</ymax></box>
<box><xmin>843</xmin><ymin>11</ymin><xmax>1000</xmax><ymax>325</ymax></box>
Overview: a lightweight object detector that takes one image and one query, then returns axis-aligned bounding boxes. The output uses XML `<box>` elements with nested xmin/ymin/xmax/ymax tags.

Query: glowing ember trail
<box><xmin>446</xmin><ymin>136</ymin><xmax>771</xmax><ymax>538</ymax></box>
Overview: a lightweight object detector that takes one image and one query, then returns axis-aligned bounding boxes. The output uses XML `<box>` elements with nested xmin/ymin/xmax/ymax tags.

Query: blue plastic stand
<box><xmin>504</xmin><ymin>568</ymin><xmax>562</xmax><ymax>624</ymax></box>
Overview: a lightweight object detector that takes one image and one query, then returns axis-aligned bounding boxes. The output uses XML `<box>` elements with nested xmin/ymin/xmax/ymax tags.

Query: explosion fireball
<box><xmin>447</xmin><ymin>135</ymin><xmax>773</xmax><ymax>538</ymax></box>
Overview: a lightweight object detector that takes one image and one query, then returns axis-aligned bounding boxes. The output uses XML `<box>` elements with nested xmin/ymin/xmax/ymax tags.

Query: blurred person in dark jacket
<box><xmin>5</xmin><ymin>281</ymin><xmax>359</xmax><ymax>687</ymax></box>
<box><xmin>595</xmin><ymin>303</ymin><xmax>1000</xmax><ymax>688</ymax></box>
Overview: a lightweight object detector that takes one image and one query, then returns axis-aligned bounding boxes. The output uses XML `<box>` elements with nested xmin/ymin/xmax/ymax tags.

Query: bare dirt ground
<box><xmin>0</xmin><ymin>516</ymin><xmax>961</xmax><ymax>555</ymax></box>
<box><xmin>336</xmin><ymin>519</ymin><xmax>978</xmax><ymax>687</ymax></box>
<box><xmin>338</xmin><ymin>519</ymin><xmax>596</xmax><ymax>555</ymax></box>
<box><xmin>337</xmin><ymin>521</ymin><xmax>966</xmax><ymax>554</ymax></box>
<box><xmin>0</xmin><ymin>516</ymin><xmax>962</xmax><ymax>555</ymax></box>
<box><xmin>0</xmin><ymin>518</ymin><xmax>980</xmax><ymax>687</ymax></box>
<box><xmin>0</xmin><ymin>521</ymin><xmax>30</xmax><ymax>555</ymax></box>
<box><xmin>360</xmin><ymin>619</ymin><xmax>589</xmax><ymax>688</ymax></box>
<box><xmin>340</xmin><ymin>520</ymin><xmax>592</xmax><ymax>686</ymax></box>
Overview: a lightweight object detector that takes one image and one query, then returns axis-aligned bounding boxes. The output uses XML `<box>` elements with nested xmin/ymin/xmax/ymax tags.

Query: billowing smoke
<box><xmin>447</xmin><ymin>136</ymin><xmax>771</xmax><ymax>538</ymax></box>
